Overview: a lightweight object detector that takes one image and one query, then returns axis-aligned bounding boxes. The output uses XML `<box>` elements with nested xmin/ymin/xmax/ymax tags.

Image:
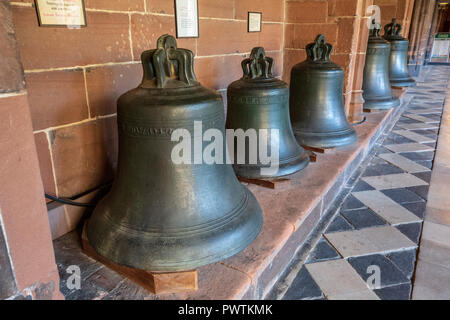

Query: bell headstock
<box><xmin>306</xmin><ymin>34</ymin><xmax>333</xmax><ymax>62</ymax></box>
<box><xmin>369</xmin><ymin>19</ymin><xmax>382</xmax><ymax>37</ymax></box>
<box><xmin>140</xmin><ymin>34</ymin><xmax>199</xmax><ymax>88</ymax></box>
<box><xmin>241</xmin><ymin>47</ymin><xmax>274</xmax><ymax>80</ymax></box>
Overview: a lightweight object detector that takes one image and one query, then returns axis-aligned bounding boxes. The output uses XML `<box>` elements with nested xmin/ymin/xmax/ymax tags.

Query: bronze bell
<box><xmin>290</xmin><ymin>35</ymin><xmax>358</xmax><ymax>148</ymax></box>
<box><xmin>362</xmin><ymin>22</ymin><xmax>400</xmax><ymax>110</ymax></box>
<box><xmin>383</xmin><ymin>19</ymin><xmax>416</xmax><ymax>87</ymax></box>
<box><xmin>87</xmin><ymin>35</ymin><xmax>263</xmax><ymax>272</ymax></box>
<box><xmin>226</xmin><ymin>47</ymin><xmax>309</xmax><ymax>179</ymax></box>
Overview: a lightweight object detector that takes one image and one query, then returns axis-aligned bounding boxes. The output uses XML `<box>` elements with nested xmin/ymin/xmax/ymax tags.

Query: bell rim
<box><xmin>86</xmin><ymin>187</ymin><xmax>264</xmax><ymax>272</ymax></box>
<box><xmin>390</xmin><ymin>78</ymin><xmax>417</xmax><ymax>87</ymax></box>
<box><xmin>232</xmin><ymin>151</ymin><xmax>310</xmax><ymax>179</ymax></box>
<box><xmin>293</xmin><ymin>127</ymin><xmax>358</xmax><ymax>149</ymax></box>
<box><xmin>87</xmin><ymin>216</ymin><xmax>263</xmax><ymax>272</ymax></box>
<box><xmin>363</xmin><ymin>96</ymin><xmax>401</xmax><ymax>109</ymax></box>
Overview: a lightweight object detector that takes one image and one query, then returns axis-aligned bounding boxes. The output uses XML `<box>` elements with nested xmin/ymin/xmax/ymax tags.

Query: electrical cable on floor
<box><xmin>45</xmin><ymin>182</ymin><xmax>113</xmax><ymax>207</ymax></box>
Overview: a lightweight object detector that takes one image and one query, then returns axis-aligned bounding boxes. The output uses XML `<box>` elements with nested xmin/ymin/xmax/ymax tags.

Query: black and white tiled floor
<box><xmin>282</xmin><ymin>66</ymin><xmax>449</xmax><ymax>300</ymax></box>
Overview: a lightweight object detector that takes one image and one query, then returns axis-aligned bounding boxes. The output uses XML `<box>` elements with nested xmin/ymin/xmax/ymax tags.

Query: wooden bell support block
<box><xmin>301</xmin><ymin>144</ymin><xmax>335</xmax><ymax>154</ymax></box>
<box><xmin>81</xmin><ymin>221</ymin><xmax>198</xmax><ymax>294</ymax></box>
<box><xmin>363</xmin><ymin>108</ymin><xmax>387</xmax><ymax>113</ymax></box>
<box><xmin>306</xmin><ymin>150</ymin><xmax>317</xmax><ymax>163</ymax></box>
<box><xmin>237</xmin><ymin>150</ymin><xmax>318</xmax><ymax>188</ymax></box>
<box><xmin>238</xmin><ymin>176</ymin><xmax>291</xmax><ymax>189</ymax></box>
<box><xmin>391</xmin><ymin>86</ymin><xmax>407</xmax><ymax>99</ymax></box>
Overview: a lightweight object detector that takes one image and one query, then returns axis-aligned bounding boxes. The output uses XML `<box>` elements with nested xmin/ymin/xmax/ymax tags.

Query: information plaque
<box><xmin>248</xmin><ymin>12</ymin><xmax>262</xmax><ymax>33</ymax></box>
<box><xmin>430</xmin><ymin>33</ymin><xmax>450</xmax><ymax>63</ymax></box>
<box><xmin>35</xmin><ymin>0</ymin><xmax>87</xmax><ymax>27</ymax></box>
<box><xmin>175</xmin><ymin>0</ymin><xmax>199</xmax><ymax>38</ymax></box>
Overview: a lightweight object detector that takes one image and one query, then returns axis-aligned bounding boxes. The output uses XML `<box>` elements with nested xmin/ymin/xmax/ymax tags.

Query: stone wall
<box><xmin>374</xmin><ymin>0</ymin><xmax>415</xmax><ymax>37</ymax></box>
<box><xmin>11</xmin><ymin>0</ymin><xmax>285</xmax><ymax>199</ymax></box>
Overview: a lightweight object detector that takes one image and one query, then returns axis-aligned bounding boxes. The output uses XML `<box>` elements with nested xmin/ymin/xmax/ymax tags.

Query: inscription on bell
<box><xmin>120</xmin><ymin>123</ymin><xmax>174</xmax><ymax>137</ymax></box>
<box><xmin>366</xmin><ymin>48</ymin><xmax>390</xmax><ymax>55</ymax></box>
<box><xmin>229</xmin><ymin>95</ymin><xmax>288</xmax><ymax>105</ymax></box>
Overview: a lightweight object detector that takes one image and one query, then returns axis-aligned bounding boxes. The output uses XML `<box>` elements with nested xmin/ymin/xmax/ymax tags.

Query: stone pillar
<box><xmin>348</xmin><ymin>0</ymin><xmax>373</xmax><ymax>124</ymax></box>
<box><xmin>424</xmin><ymin>4</ymin><xmax>442</xmax><ymax>64</ymax></box>
<box><xmin>0</xmin><ymin>0</ymin><xmax>63</xmax><ymax>300</ymax></box>
<box><xmin>408</xmin><ymin>0</ymin><xmax>437</xmax><ymax>76</ymax></box>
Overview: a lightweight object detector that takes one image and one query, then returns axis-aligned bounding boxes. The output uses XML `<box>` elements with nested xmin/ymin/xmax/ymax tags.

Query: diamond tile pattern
<box><xmin>305</xmin><ymin>238</ymin><xmax>341</xmax><ymax>264</ymax></box>
<box><xmin>397</xmin><ymin>123</ymin><xmax>439</xmax><ymax>130</ymax></box>
<box><xmin>348</xmin><ymin>254</ymin><xmax>410</xmax><ymax>288</ymax></box>
<box><xmin>283</xmin><ymin>267</ymin><xmax>323</xmax><ymax>300</ymax></box>
<box><xmin>353</xmin><ymin>191</ymin><xmax>422</xmax><ymax>225</ymax></box>
<box><xmin>305</xmin><ymin>260</ymin><xmax>379</xmax><ymax>300</ymax></box>
<box><xmin>403</xmin><ymin>114</ymin><xmax>440</xmax><ymax>123</ymax></box>
<box><xmin>378</xmin><ymin>153</ymin><xmax>430</xmax><ymax>173</ymax></box>
<box><xmin>362</xmin><ymin>173</ymin><xmax>428</xmax><ymax>190</ymax></box>
<box><xmin>393</xmin><ymin>130</ymin><xmax>435</xmax><ymax>144</ymax></box>
<box><xmin>325</xmin><ymin>226</ymin><xmax>417</xmax><ymax>258</ymax></box>
<box><xmin>341</xmin><ymin>208</ymin><xmax>387</xmax><ymax>229</ymax></box>
<box><xmin>384</xmin><ymin>143</ymin><xmax>434</xmax><ymax>153</ymax></box>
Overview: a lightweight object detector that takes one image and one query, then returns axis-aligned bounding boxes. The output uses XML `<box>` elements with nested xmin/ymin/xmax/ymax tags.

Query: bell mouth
<box><xmin>233</xmin><ymin>151</ymin><xmax>310</xmax><ymax>179</ymax></box>
<box><xmin>363</xmin><ymin>96</ymin><xmax>401</xmax><ymax>110</ymax></box>
<box><xmin>86</xmin><ymin>187</ymin><xmax>263</xmax><ymax>272</ymax></box>
<box><xmin>390</xmin><ymin>78</ymin><xmax>416</xmax><ymax>87</ymax></box>
<box><xmin>293</xmin><ymin>127</ymin><xmax>358</xmax><ymax>149</ymax></box>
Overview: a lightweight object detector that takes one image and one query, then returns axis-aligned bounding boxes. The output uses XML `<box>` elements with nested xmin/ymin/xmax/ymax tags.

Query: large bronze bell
<box><xmin>290</xmin><ymin>35</ymin><xmax>358</xmax><ymax>148</ymax></box>
<box><xmin>226</xmin><ymin>47</ymin><xmax>309</xmax><ymax>179</ymax></box>
<box><xmin>362</xmin><ymin>23</ymin><xmax>400</xmax><ymax>110</ymax></box>
<box><xmin>87</xmin><ymin>35</ymin><xmax>263</xmax><ymax>272</ymax></box>
<box><xmin>383</xmin><ymin>19</ymin><xmax>416</xmax><ymax>87</ymax></box>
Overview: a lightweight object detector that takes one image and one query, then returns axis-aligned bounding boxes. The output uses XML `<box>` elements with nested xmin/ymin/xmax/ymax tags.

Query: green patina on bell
<box><xmin>226</xmin><ymin>47</ymin><xmax>310</xmax><ymax>179</ymax></box>
<box><xmin>289</xmin><ymin>35</ymin><xmax>358</xmax><ymax>148</ymax></box>
<box><xmin>362</xmin><ymin>22</ymin><xmax>401</xmax><ymax>110</ymax></box>
<box><xmin>87</xmin><ymin>35</ymin><xmax>263</xmax><ymax>272</ymax></box>
<box><xmin>383</xmin><ymin>18</ymin><xmax>416</xmax><ymax>87</ymax></box>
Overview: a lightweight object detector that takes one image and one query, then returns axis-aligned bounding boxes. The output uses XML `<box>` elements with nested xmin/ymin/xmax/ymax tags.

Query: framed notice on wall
<box><xmin>35</xmin><ymin>0</ymin><xmax>87</xmax><ymax>27</ymax></box>
<box><xmin>430</xmin><ymin>33</ymin><xmax>450</xmax><ymax>63</ymax></box>
<box><xmin>248</xmin><ymin>12</ymin><xmax>262</xmax><ymax>32</ymax></box>
<box><xmin>174</xmin><ymin>0</ymin><xmax>199</xmax><ymax>38</ymax></box>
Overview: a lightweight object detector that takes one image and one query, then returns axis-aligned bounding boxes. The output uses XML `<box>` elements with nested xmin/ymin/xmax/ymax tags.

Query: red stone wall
<box><xmin>374</xmin><ymin>0</ymin><xmax>415</xmax><ymax>37</ymax></box>
<box><xmin>10</xmin><ymin>0</ymin><xmax>285</xmax><ymax>199</ymax></box>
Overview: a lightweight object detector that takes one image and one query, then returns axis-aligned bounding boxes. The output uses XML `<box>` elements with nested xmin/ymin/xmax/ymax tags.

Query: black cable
<box><xmin>45</xmin><ymin>182</ymin><xmax>113</xmax><ymax>207</ymax></box>
<box><xmin>352</xmin><ymin>116</ymin><xmax>367</xmax><ymax>126</ymax></box>
<box><xmin>45</xmin><ymin>193</ymin><xmax>96</xmax><ymax>207</ymax></box>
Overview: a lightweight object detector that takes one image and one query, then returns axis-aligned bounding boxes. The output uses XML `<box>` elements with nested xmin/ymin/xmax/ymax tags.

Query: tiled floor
<box><xmin>282</xmin><ymin>66</ymin><xmax>450</xmax><ymax>300</ymax></box>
